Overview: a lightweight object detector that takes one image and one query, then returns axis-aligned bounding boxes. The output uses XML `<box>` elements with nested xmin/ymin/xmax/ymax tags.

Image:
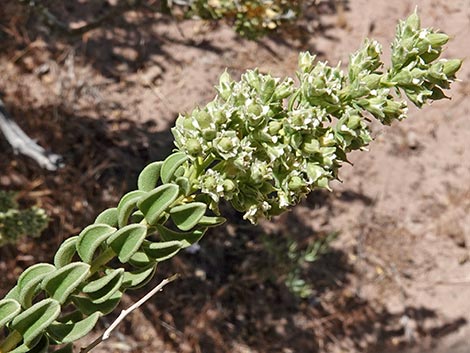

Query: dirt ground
<box><xmin>0</xmin><ymin>0</ymin><xmax>469</xmax><ymax>352</ymax></box>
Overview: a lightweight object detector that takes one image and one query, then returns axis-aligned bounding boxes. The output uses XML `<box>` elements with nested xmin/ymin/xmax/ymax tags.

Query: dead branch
<box><xmin>0</xmin><ymin>98</ymin><xmax>63</xmax><ymax>171</ymax></box>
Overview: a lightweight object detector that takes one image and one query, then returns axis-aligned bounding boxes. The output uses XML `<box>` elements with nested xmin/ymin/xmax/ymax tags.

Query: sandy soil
<box><xmin>0</xmin><ymin>0</ymin><xmax>469</xmax><ymax>352</ymax></box>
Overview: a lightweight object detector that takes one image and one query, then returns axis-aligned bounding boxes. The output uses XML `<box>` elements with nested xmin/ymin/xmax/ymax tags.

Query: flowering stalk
<box><xmin>0</xmin><ymin>12</ymin><xmax>461</xmax><ymax>353</ymax></box>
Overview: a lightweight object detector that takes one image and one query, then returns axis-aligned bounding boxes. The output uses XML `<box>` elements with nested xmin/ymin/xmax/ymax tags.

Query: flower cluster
<box><xmin>172</xmin><ymin>11</ymin><xmax>461</xmax><ymax>223</ymax></box>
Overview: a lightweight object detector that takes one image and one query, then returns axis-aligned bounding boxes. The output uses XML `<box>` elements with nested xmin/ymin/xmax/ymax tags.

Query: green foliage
<box><xmin>0</xmin><ymin>13</ymin><xmax>462</xmax><ymax>352</ymax></box>
<box><xmin>0</xmin><ymin>191</ymin><xmax>49</xmax><ymax>247</ymax></box>
<box><xmin>175</xmin><ymin>0</ymin><xmax>301</xmax><ymax>38</ymax></box>
<box><xmin>263</xmin><ymin>232</ymin><xmax>337</xmax><ymax>299</ymax></box>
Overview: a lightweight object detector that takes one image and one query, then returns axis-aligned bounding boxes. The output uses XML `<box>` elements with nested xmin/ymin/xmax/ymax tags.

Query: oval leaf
<box><xmin>0</xmin><ymin>299</ymin><xmax>21</xmax><ymax>328</ymax></box>
<box><xmin>54</xmin><ymin>236</ymin><xmax>78</xmax><ymax>268</ymax></box>
<box><xmin>137</xmin><ymin>184</ymin><xmax>180</xmax><ymax>225</ymax></box>
<box><xmin>161</xmin><ymin>152</ymin><xmax>188</xmax><ymax>184</ymax></box>
<box><xmin>156</xmin><ymin>224</ymin><xmax>205</xmax><ymax>248</ymax></box>
<box><xmin>72</xmin><ymin>291</ymin><xmax>121</xmax><ymax>316</ymax></box>
<box><xmin>175</xmin><ymin>176</ymin><xmax>191</xmax><ymax>196</ymax></box>
<box><xmin>143</xmin><ymin>240</ymin><xmax>183</xmax><ymax>262</ymax></box>
<box><xmin>82</xmin><ymin>269</ymin><xmax>124</xmax><ymax>304</ymax></box>
<box><xmin>138</xmin><ymin>161</ymin><xmax>163</xmax><ymax>191</ymax></box>
<box><xmin>47</xmin><ymin>312</ymin><xmax>101</xmax><ymax>343</ymax></box>
<box><xmin>122</xmin><ymin>265</ymin><xmax>156</xmax><ymax>289</ymax></box>
<box><xmin>117</xmin><ymin>190</ymin><xmax>146</xmax><ymax>227</ymax></box>
<box><xmin>94</xmin><ymin>207</ymin><xmax>119</xmax><ymax>227</ymax></box>
<box><xmin>107</xmin><ymin>224</ymin><xmax>148</xmax><ymax>263</ymax></box>
<box><xmin>77</xmin><ymin>224</ymin><xmax>116</xmax><ymax>264</ymax></box>
<box><xmin>170</xmin><ymin>202</ymin><xmax>207</xmax><ymax>231</ymax></box>
<box><xmin>9</xmin><ymin>333</ymin><xmax>49</xmax><ymax>353</ymax></box>
<box><xmin>4</xmin><ymin>285</ymin><xmax>20</xmax><ymax>301</ymax></box>
<box><xmin>42</xmin><ymin>262</ymin><xmax>90</xmax><ymax>304</ymax></box>
<box><xmin>18</xmin><ymin>263</ymin><xmax>56</xmax><ymax>308</ymax></box>
<box><xmin>197</xmin><ymin>216</ymin><xmax>226</xmax><ymax>227</ymax></box>
<box><xmin>128</xmin><ymin>250</ymin><xmax>154</xmax><ymax>268</ymax></box>
<box><xmin>11</xmin><ymin>298</ymin><xmax>61</xmax><ymax>346</ymax></box>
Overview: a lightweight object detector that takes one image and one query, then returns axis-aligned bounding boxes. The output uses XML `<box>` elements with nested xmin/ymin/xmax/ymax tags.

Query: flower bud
<box><xmin>186</xmin><ymin>139</ymin><xmax>202</xmax><ymax>156</ymax></box>
<box><xmin>405</xmin><ymin>11</ymin><xmax>420</xmax><ymax>31</ymax></box>
<box><xmin>427</xmin><ymin>33</ymin><xmax>449</xmax><ymax>48</ymax></box>
<box><xmin>195</xmin><ymin>111</ymin><xmax>212</xmax><ymax>130</ymax></box>
<box><xmin>442</xmin><ymin>59</ymin><xmax>463</xmax><ymax>78</ymax></box>
<box><xmin>298</xmin><ymin>52</ymin><xmax>316</xmax><ymax>73</ymax></box>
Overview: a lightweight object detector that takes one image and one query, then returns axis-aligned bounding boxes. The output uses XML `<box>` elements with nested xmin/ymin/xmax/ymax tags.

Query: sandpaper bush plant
<box><xmin>0</xmin><ymin>12</ymin><xmax>461</xmax><ymax>353</ymax></box>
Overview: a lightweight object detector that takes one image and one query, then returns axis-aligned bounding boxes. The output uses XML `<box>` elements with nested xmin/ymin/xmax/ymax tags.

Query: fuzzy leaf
<box><xmin>72</xmin><ymin>291</ymin><xmax>121</xmax><ymax>316</ymax></box>
<box><xmin>107</xmin><ymin>224</ymin><xmax>148</xmax><ymax>263</ymax></box>
<box><xmin>143</xmin><ymin>240</ymin><xmax>183</xmax><ymax>261</ymax></box>
<box><xmin>42</xmin><ymin>263</ymin><xmax>90</xmax><ymax>304</ymax></box>
<box><xmin>161</xmin><ymin>152</ymin><xmax>188</xmax><ymax>183</ymax></box>
<box><xmin>137</xmin><ymin>184</ymin><xmax>180</xmax><ymax>225</ymax></box>
<box><xmin>83</xmin><ymin>269</ymin><xmax>124</xmax><ymax>304</ymax></box>
<box><xmin>47</xmin><ymin>312</ymin><xmax>101</xmax><ymax>343</ymax></box>
<box><xmin>197</xmin><ymin>216</ymin><xmax>226</xmax><ymax>227</ymax></box>
<box><xmin>94</xmin><ymin>207</ymin><xmax>119</xmax><ymax>227</ymax></box>
<box><xmin>117</xmin><ymin>190</ymin><xmax>146</xmax><ymax>227</ymax></box>
<box><xmin>54</xmin><ymin>236</ymin><xmax>79</xmax><ymax>268</ymax></box>
<box><xmin>170</xmin><ymin>202</ymin><xmax>207</xmax><ymax>231</ymax></box>
<box><xmin>122</xmin><ymin>264</ymin><xmax>156</xmax><ymax>289</ymax></box>
<box><xmin>156</xmin><ymin>224</ymin><xmax>205</xmax><ymax>247</ymax></box>
<box><xmin>17</xmin><ymin>263</ymin><xmax>56</xmax><ymax>308</ymax></box>
<box><xmin>0</xmin><ymin>299</ymin><xmax>21</xmax><ymax>328</ymax></box>
<box><xmin>128</xmin><ymin>250</ymin><xmax>154</xmax><ymax>268</ymax></box>
<box><xmin>4</xmin><ymin>285</ymin><xmax>20</xmax><ymax>301</ymax></box>
<box><xmin>138</xmin><ymin>161</ymin><xmax>163</xmax><ymax>191</ymax></box>
<box><xmin>9</xmin><ymin>333</ymin><xmax>49</xmax><ymax>353</ymax></box>
<box><xmin>76</xmin><ymin>224</ymin><xmax>116</xmax><ymax>264</ymax></box>
<box><xmin>11</xmin><ymin>299</ymin><xmax>60</xmax><ymax>345</ymax></box>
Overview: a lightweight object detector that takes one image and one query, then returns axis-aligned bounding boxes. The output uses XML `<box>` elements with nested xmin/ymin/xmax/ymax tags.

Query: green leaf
<box><xmin>156</xmin><ymin>224</ymin><xmax>205</xmax><ymax>247</ymax></box>
<box><xmin>175</xmin><ymin>176</ymin><xmax>191</xmax><ymax>196</ymax></box>
<box><xmin>54</xmin><ymin>236</ymin><xmax>78</xmax><ymax>268</ymax></box>
<box><xmin>11</xmin><ymin>298</ymin><xmax>60</xmax><ymax>346</ymax></box>
<box><xmin>76</xmin><ymin>224</ymin><xmax>116</xmax><ymax>264</ymax></box>
<box><xmin>143</xmin><ymin>240</ymin><xmax>183</xmax><ymax>262</ymax></box>
<box><xmin>9</xmin><ymin>333</ymin><xmax>49</xmax><ymax>353</ymax></box>
<box><xmin>138</xmin><ymin>161</ymin><xmax>163</xmax><ymax>191</ymax></box>
<box><xmin>72</xmin><ymin>291</ymin><xmax>121</xmax><ymax>316</ymax></box>
<box><xmin>107</xmin><ymin>224</ymin><xmax>148</xmax><ymax>263</ymax></box>
<box><xmin>94</xmin><ymin>207</ymin><xmax>119</xmax><ymax>227</ymax></box>
<box><xmin>170</xmin><ymin>202</ymin><xmax>207</xmax><ymax>231</ymax></box>
<box><xmin>117</xmin><ymin>190</ymin><xmax>146</xmax><ymax>227</ymax></box>
<box><xmin>4</xmin><ymin>285</ymin><xmax>20</xmax><ymax>301</ymax></box>
<box><xmin>137</xmin><ymin>184</ymin><xmax>180</xmax><ymax>225</ymax></box>
<box><xmin>42</xmin><ymin>262</ymin><xmax>90</xmax><ymax>304</ymax></box>
<box><xmin>161</xmin><ymin>152</ymin><xmax>188</xmax><ymax>183</ymax></box>
<box><xmin>17</xmin><ymin>263</ymin><xmax>56</xmax><ymax>308</ymax></box>
<box><xmin>122</xmin><ymin>264</ymin><xmax>156</xmax><ymax>289</ymax></box>
<box><xmin>128</xmin><ymin>250</ymin><xmax>154</xmax><ymax>268</ymax></box>
<box><xmin>47</xmin><ymin>312</ymin><xmax>101</xmax><ymax>343</ymax></box>
<box><xmin>197</xmin><ymin>216</ymin><xmax>226</xmax><ymax>227</ymax></box>
<box><xmin>82</xmin><ymin>269</ymin><xmax>124</xmax><ymax>304</ymax></box>
<box><xmin>0</xmin><ymin>299</ymin><xmax>21</xmax><ymax>328</ymax></box>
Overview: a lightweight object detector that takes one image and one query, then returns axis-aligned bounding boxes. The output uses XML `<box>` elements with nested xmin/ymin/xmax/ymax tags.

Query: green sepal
<box><xmin>122</xmin><ymin>264</ymin><xmax>156</xmax><ymax>289</ymax></box>
<box><xmin>143</xmin><ymin>240</ymin><xmax>183</xmax><ymax>262</ymax></box>
<box><xmin>137</xmin><ymin>184</ymin><xmax>180</xmax><ymax>225</ymax></box>
<box><xmin>17</xmin><ymin>263</ymin><xmax>56</xmax><ymax>308</ymax></box>
<box><xmin>0</xmin><ymin>298</ymin><xmax>21</xmax><ymax>328</ymax></box>
<box><xmin>156</xmin><ymin>224</ymin><xmax>205</xmax><ymax>247</ymax></box>
<box><xmin>107</xmin><ymin>224</ymin><xmax>148</xmax><ymax>263</ymax></box>
<box><xmin>161</xmin><ymin>152</ymin><xmax>188</xmax><ymax>183</ymax></box>
<box><xmin>117</xmin><ymin>190</ymin><xmax>146</xmax><ymax>227</ymax></box>
<box><xmin>41</xmin><ymin>262</ymin><xmax>90</xmax><ymax>304</ymax></box>
<box><xmin>138</xmin><ymin>161</ymin><xmax>163</xmax><ymax>191</ymax></box>
<box><xmin>170</xmin><ymin>202</ymin><xmax>207</xmax><ymax>231</ymax></box>
<box><xmin>11</xmin><ymin>298</ymin><xmax>60</xmax><ymax>346</ymax></box>
<box><xmin>71</xmin><ymin>291</ymin><xmax>121</xmax><ymax>316</ymax></box>
<box><xmin>54</xmin><ymin>236</ymin><xmax>78</xmax><ymax>268</ymax></box>
<box><xmin>83</xmin><ymin>269</ymin><xmax>124</xmax><ymax>304</ymax></box>
<box><xmin>94</xmin><ymin>207</ymin><xmax>119</xmax><ymax>227</ymax></box>
<box><xmin>76</xmin><ymin>224</ymin><xmax>116</xmax><ymax>264</ymax></box>
<box><xmin>47</xmin><ymin>312</ymin><xmax>101</xmax><ymax>343</ymax></box>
